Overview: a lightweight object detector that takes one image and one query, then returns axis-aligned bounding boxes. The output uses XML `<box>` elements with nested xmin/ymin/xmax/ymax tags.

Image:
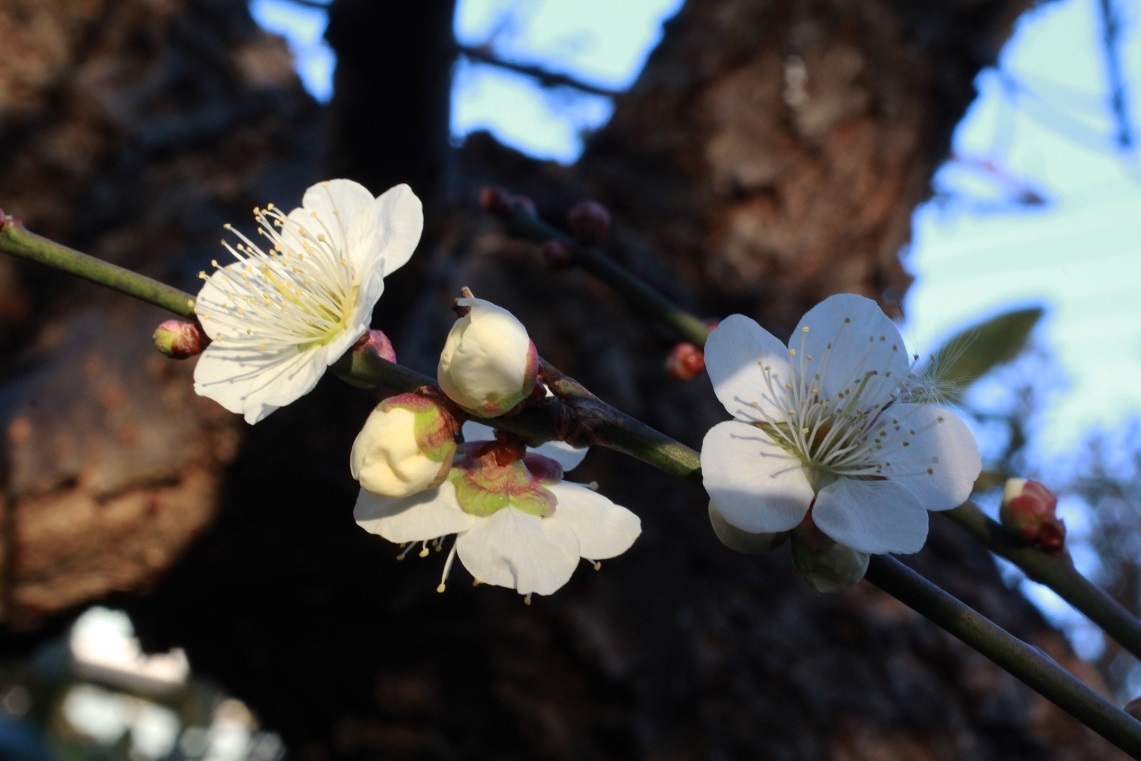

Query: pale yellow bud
<box><xmin>437</xmin><ymin>298</ymin><xmax>539</xmax><ymax>417</ymax></box>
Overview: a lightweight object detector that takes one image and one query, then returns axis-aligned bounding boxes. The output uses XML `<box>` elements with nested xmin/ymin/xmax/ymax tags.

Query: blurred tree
<box><xmin>0</xmin><ymin>0</ymin><xmax>1128</xmax><ymax>758</ymax></box>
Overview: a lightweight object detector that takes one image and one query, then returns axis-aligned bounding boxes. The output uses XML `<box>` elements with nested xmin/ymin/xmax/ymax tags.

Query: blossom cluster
<box><xmin>187</xmin><ymin>179</ymin><xmax>980</xmax><ymax>599</ymax></box>
<box><xmin>191</xmin><ymin>180</ymin><xmax>640</xmax><ymax>599</ymax></box>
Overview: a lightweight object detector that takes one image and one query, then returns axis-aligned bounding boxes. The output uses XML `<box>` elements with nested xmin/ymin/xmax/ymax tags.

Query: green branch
<box><xmin>946</xmin><ymin>502</ymin><xmax>1141</xmax><ymax>662</ymax></box>
<box><xmin>865</xmin><ymin>556</ymin><xmax>1141</xmax><ymax>757</ymax></box>
<box><xmin>0</xmin><ymin>214</ymin><xmax>197</xmax><ymax>320</ymax></box>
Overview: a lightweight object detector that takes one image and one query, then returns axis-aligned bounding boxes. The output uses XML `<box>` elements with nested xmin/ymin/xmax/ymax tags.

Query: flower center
<box><xmin>195</xmin><ymin>193</ymin><xmax>360</xmax><ymax>352</ymax></box>
<box><xmin>449</xmin><ymin>440</ymin><xmax>558</xmax><ymax>518</ymax></box>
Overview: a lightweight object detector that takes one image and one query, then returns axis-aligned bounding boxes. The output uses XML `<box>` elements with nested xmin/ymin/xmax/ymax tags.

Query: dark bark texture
<box><xmin>0</xmin><ymin>0</ymin><xmax>1126</xmax><ymax>759</ymax></box>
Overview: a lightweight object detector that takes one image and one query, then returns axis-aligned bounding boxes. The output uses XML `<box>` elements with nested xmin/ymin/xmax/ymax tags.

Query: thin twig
<box><xmin>456</xmin><ymin>44</ymin><xmax>621</xmax><ymax>98</ymax></box>
<box><xmin>1096</xmin><ymin>0</ymin><xmax>1134</xmax><ymax>149</ymax></box>
<box><xmin>505</xmin><ymin>206</ymin><xmax>713</xmax><ymax>348</ymax></box>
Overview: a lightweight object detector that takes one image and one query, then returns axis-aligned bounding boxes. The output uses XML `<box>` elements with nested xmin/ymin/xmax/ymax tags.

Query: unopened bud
<box><xmin>541</xmin><ymin>239</ymin><xmax>576</xmax><ymax>270</ymax></box>
<box><xmin>666</xmin><ymin>342</ymin><xmax>706</xmax><ymax>381</ymax></box>
<box><xmin>480</xmin><ymin>186</ymin><xmax>513</xmax><ymax>219</ymax></box>
<box><xmin>1000</xmin><ymin>478</ymin><xmax>1066</xmax><ymax>551</ymax></box>
<box><xmin>353</xmin><ymin>329</ymin><xmax>397</xmax><ymax>363</ymax></box>
<box><xmin>708</xmin><ymin>502</ymin><xmax>786</xmax><ymax>554</ymax></box>
<box><xmin>438</xmin><ymin>297</ymin><xmax>540</xmax><ymax>417</ymax></box>
<box><xmin>153</xmin><ymin>319</ymin><xmax>206</xmax><ymax>359</ymax></box>
<box><xmin>791</xmin><ymin>519</ymin><xmax>870</xmax><ymax>593</ymax></box>
<box><xmin>567</xmin><ymin>200</ymin><xmax>611</xmax><ymax>245</ymax></box>
<box><xmin>351</xmin><ymin>392</ymin><xmax>460</xmax><ymax>498</ymax></box>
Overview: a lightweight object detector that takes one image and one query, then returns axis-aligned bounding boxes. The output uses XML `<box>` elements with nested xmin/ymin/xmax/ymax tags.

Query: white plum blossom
<box><xmin>437</xmin><ymin>298</ymin><xmax>539</xmax><ymax>417</ymax></box>
<box><xmin>701</xmin><ymin>293</ymin><xmax>980</xmax><ymax>565</ymax></box>
<box><xmin>193</xmin><ymin>180</ymin><xmax>423</xmax><ymax>424</ymax></box>
<box><xmin>354</xmin><ymin>422</ymin><xmax>638</xmax><ymax>598</ymax></box>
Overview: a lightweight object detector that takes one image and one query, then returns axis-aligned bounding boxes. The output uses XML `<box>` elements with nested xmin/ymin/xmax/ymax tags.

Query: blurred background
<box><xmin>0</xmin><ymin>0</ymin><xmax>1138</xmax><ymax>758</ymax></box>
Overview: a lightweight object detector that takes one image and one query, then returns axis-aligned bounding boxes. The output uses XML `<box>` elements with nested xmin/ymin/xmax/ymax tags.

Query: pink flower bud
<box><xmin>540</xmin><ymin>239</ymin><xmax>576</xmax><ymax>270</ymax></box>
<box><xmin>1000</xmin><ymin>478</ymin><xmax>1066</xmax><ymax>551</ymax></box>
<box><xmin>1126</xmin><ymin>697</ymin><xmax>1141</xmax><ymax>722</ymax></box>
<box><xmin>480</xmin><ymin>186</ymin><xmax>513</xmax><ymax>219</ymax></box>
<box><xmin>153</xmin><ymin>320</ymin><xmax>207</xmax><ymax>359</ymax></box>
<box><xmin>353</xmin><ymin>329</ymin><xmax>397</xmax><ymax>364</ymax></box>
<box><xmin>665</xmin><ymin>342</ymin><xmax>706</xmax><ymax>381</ymax></box>
<box><xmin>567</xmin><ymin>200</ymin><xmax>611</xmax><ymax>245</ymax></box>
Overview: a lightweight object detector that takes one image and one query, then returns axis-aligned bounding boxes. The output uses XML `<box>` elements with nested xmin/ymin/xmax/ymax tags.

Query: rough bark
<box><xmin>0</xmin><ymin>0</ymin><xmax>1126</xmax><ymax>759</ymax></box>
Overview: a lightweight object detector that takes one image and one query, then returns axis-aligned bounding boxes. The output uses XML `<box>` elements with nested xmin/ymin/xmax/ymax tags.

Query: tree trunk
<box><xmin>0</xmin><ymin>0</ymin><xmax>1124</xmax><ymax>759</ymax></box>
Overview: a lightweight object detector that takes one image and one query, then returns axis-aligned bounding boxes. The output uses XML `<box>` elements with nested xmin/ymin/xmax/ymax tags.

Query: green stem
<box><xmin>0</xmin><ymin>216</ymin><xmax>197</xmax><ymax>320</ymax></box>
<box><xmin>506</xmin><ymin>209</ymin><xmax>712</xmax><ymax>348</ymax></box>
<box><xmin>865</xmin><ymin>555</ymin><xmax>1141</xmax><ymax>757</ymax></box>
<box><xmin>946</xmin><ymin>502</ymin><xmax>1141</xmax><ymax>662</ymax></box>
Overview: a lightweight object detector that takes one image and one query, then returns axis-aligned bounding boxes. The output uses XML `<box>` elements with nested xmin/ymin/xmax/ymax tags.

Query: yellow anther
<box><xmin>436</xmin><ymin>583</ymin><xmax>446</xmax><ymax>593</ymax></box>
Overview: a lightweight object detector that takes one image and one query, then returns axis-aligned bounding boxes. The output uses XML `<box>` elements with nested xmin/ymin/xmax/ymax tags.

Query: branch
<box><xmin>456</xmin><ymin>44</ymin><xmax>621</xmax><ymax>98</ymax></box>
<box><xmin>865</xmin><ymin>556</ymin><xmax>1141</xmax><ymax>758</ymax></box>
<box><xmin>502</xmin><ymin>202</ymin><xmax>712</xmax><ymax>348</ymax></box>
<box><xmin>1096</xmin><ymin>0</ymin><xmax>1134</xmax><ymax>149</ymax></box>
<box><xmin>946</xmin><ymin>501</ymin><xmax>1141</xmax><ymax>662</ymax></box>
<box><xmin>0</xmin><ymin>212</ymin><xmax>196</xmax><ymax>320</ymax></box>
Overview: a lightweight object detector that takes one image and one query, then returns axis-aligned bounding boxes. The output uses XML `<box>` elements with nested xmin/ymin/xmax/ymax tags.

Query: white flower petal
<box><xmin>461</xmin><ymin>420</ymin><xmax>587</xmax><ymax>471</ymax></box>
<box><xmin>812</xmin><ymin>478</ymin><xmax>928</xmax><ymax>554</ymax></box>
<box><xmin>349</xmin><ymin>183</ymin><xmax>423</xmax><ymax>277</ymax></box>
<box><xmin>193</xmin><ymin>342</ymin><xmax>326</xmax><ymax>424</ymax></box>
<box><xmin>545</xmin><ymin>482</ymin><xmax>640</xmax><ymax>560</ymax></box>
<box><xmin>354</xmin><ymin>480</ymin><xmax>476</xmax><ymax>543</ymax></box>
<box><xmin>701</xmin><ymin>420</ymin><xmax>814</xmax><ymax>533</ymax></box>
<box><xmin>531</xmin><ymin>440</ymin><xmax>588</xmax><ymax>472</ymax></box>
<box><xmin>299</xmin><ymin>179</ymin><xmax>377</xmax><ymax>252</ymax></box>
<box><xmin>704</xmin><ymin>314</ymin><xmax>792</xmax><ymax>423</ymax></box>
<box><xmin>456</xmin><ymin>507</ymin><xmax>579</xmax><ymax>596</ymax></box>
<box><xmin>794</xmin><ymin>294</ymin><xmax>909</xmax><ymax>404</ymax></box>
<box><xmin>461</xmin><ymin>420</ymin><xmax>495</xmax><ymax>443</ymax></box>
<box><xmin>885</xmin><ymin>404</ymin><xmax>981</xmax><ymax>511</ymax></box>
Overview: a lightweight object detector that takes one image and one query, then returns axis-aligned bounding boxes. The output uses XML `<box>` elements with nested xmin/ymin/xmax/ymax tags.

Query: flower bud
<box><xmin>1000</xmin><ymin>478</ymin><xmax>1065</xmax><ymax>551</ymax></box>
<box><xmin>1126</xmin><ymin>697</ymin><xmax>1141</xmax><ymax>722</ymax></box>
<box><xmin>567</xmin><ymin>200</ymin><xmax>611</xmax><ymax>245</ymax></box>
<box><xmin>665</xmin><ymin>342</ymin><xmax>706</xmax><ymax>381</ymax></box>
<box><xmin>153</xmin><ymin>319</ymin><xmax>206</xmax><ymax>359</ymax></box>
<box><xmin>541</xmin><ymin>239</ymin><xmax>576</xmax><ymax>270</ymax></box>
<box><xmin>708</xmin><ymin>502</ymin><xmax>786</xmax><ymax>554</ymax></box>
<box><xmin>437</xmin><ymin>298</ymin><xmax>540</xmax><ymax>417</ymax></box>
<box><xmin>353</xmin><ymin>328</ymin><xmax>397</xmax><ymax>363</ymax></box>
<box><xmin>351</xmin><ymin>393</ymin><xmax>459</xmax><ymax>498</ymax></box>
<box><xmin>790</xmin><ymin>519</ymin><xmax>869</xmax><ymax>593</ymax></box>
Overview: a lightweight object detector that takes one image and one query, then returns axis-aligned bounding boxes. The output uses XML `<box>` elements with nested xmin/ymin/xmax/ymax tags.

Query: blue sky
<box><xmin>251</xmin><ymin>0</ymin><xmax>1141</xmax><ymax>460</ymax></box>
